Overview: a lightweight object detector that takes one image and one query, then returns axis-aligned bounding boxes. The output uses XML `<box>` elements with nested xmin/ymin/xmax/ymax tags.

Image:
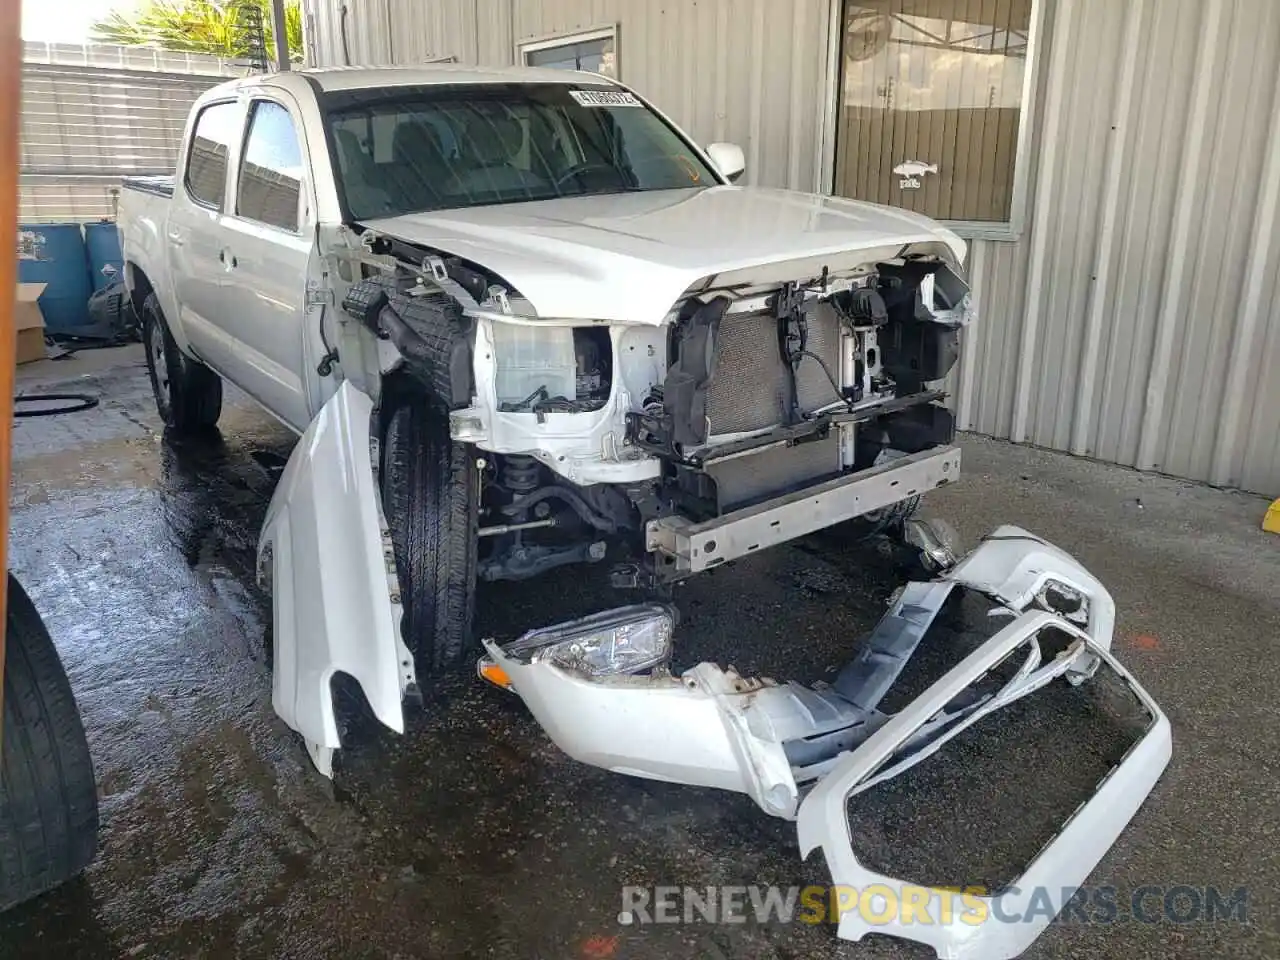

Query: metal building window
<box><xmin>833</xmin><ymin>0</ymin><xmax>1043</xmax><ymax>236</ymax></box>
<box><xmin>519</xmin><ymin>26</ymin><xmax>618</xmax><ymax>78</ymax></box>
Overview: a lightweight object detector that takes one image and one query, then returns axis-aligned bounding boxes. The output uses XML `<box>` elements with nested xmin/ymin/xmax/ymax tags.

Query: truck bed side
<box><xmin>119</xmin><ymin>175</ymin><xmax>191</xmax><ymax>356</ymax></box>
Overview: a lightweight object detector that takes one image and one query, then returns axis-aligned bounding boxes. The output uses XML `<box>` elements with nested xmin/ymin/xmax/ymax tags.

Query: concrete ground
<box><xmin>3</xmin><ymin>347</ymin><xmax>1278</xmax><ymax>959</ymax></box>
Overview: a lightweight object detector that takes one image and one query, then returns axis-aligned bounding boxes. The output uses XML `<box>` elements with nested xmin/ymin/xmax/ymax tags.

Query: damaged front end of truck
<box><xmin>259</xmin><ymin>207</ymin><xmax>976</xmax><ymax>772</ymax></box>
<box><xmin>314</xmin><ymin>207</ymin><xmax>976</xmax><ymax>587</ymax></box>
<box><xmin>258</xmin><ymin>204</ymin><xmax>1167</xmax><ymax>959</ymax></box>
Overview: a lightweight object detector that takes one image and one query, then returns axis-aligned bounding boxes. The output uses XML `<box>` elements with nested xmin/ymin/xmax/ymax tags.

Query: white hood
<box><xmin>363</xmin><ymin>185</ymin><xmax>966</xmax><ymax>324</ymax></box>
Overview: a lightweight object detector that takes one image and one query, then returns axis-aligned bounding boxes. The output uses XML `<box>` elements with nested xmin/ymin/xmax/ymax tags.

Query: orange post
<box><xmin>0</xmin><ymin>0</ymin><xmax>21</xmax><ymax>727</ymax></box>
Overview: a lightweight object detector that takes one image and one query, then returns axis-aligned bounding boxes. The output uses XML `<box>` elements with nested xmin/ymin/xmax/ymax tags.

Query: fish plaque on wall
<box><xmin>892</xmin><ymin>160</ymin><xmax>938</xmax><ymax>190</ymax></box>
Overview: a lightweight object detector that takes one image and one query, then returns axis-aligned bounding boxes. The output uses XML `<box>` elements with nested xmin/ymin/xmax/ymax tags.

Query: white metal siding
<box><xmin>961</xmin><ymin>0</ymin><xmax>1280</xmax><ymax>496</ymax></box>
<box><xmin>305</xmin><ymin>0</ymin><xmax>1280</xmax><ymax>496</ymax></box>
<box><xmin>19</xmin><ymin>43</ymin><xmax>238</xmax><ymax>222</ymax></box>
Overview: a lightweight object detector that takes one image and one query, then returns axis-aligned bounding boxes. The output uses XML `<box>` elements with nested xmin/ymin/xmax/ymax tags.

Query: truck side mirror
<box><xmin>706</xmin><ymin>142</ymin><xmax>746</xmax><ymax>183</ymax></box>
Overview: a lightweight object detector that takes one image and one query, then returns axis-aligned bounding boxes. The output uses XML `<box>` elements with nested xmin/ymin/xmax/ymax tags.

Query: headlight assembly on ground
<box><xmin>479</xmin><ymin>603</ymin><xmax>676</xmax><ymax>687</ymax></box>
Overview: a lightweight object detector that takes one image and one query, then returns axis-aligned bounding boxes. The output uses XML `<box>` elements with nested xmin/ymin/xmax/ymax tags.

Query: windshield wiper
<box><xmin>572</xmin><ymin>182</ymin><xmax>643</xmax><ymax>197</ymax></box>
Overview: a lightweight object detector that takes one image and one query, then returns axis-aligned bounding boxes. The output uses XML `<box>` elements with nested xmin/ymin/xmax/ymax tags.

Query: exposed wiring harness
<box><xmin>498</xmin><ymin>384</ymin><xmax>593</xmax><ymax>421</ymax></box>
<box><xmin>316</xmin><ymin>306</ymin><xmax>340</xmax><ymax>377</ymax></box>
<box><xmin>799</xmin><ymin>349</ymin><xmax>853</xmax><ymax>411</ymax></box>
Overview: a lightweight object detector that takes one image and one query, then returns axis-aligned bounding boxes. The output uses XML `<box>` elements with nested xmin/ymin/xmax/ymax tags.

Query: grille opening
<box><xmin>844</xmin><ymin>662</ymin><xmax>1152</xmax><ymax>892</ymax></box>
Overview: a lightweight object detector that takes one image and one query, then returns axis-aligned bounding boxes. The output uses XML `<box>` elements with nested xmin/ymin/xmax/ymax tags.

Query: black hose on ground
<box><xmin>14</xmin><ymin>393</ymin><xmax>99</xmax><ymax>418</ymax></box>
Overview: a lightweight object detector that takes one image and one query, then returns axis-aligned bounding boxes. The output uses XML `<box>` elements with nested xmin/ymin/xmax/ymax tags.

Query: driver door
<box><xmin>215</xmin><ymin>94</ymin><xmax>320</xmax><ymax>432</ymax></box>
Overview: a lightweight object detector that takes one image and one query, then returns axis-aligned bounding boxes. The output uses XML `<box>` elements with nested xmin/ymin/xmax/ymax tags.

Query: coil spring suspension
<box><xmin>501</xmin><ymin>455</ymin><xmax>541</xmax><ymax>496</ymax></box>
<box><xmin>500</xmin><ymin>455</ymin><xmax>541</xmax><ymax>525</ymax></box>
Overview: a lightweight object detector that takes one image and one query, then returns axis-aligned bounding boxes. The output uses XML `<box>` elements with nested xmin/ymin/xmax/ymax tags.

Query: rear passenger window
<box><xmin>185</xmin><ymin>101</ymin><xmax>241</xmax><ymax>208</ymax></box>
<box><xmin>237</xmin><ymin>100</ymin><xmax>305</xmax><ymax>232</ymax></box>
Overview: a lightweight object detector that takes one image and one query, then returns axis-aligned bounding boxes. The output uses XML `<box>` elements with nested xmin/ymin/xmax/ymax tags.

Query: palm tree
<box><xmin>91</xmin><ymin>1</ymin><xmax>303</xmax><ymax>63</ymax></box>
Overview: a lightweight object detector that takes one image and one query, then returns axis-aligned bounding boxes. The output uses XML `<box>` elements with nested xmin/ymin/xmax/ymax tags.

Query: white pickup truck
<box><xmin>120</xmin><ymin>66</ymin><xmax>1169</xmax><ymax>957</ymax></box>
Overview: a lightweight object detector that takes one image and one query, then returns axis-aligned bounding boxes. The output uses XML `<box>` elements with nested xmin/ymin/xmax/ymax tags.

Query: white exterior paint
<box><xmin>799</xmin><ymin>618</ymin><xmax>1171</xmax><ymax>957</ymax></box>
<box><xmin>304</xmin><ymin>0</ymin><xmax>1280</xmax><ymax>496</ymax></box>
<box><xmin>122</xmin><ymin>64</ymin><xmax>982</xmax><ymax>774</ymax></box>
<box><xmin>366</xmin><ymin>187</ymin><xmax>964</xmax><ymax>326</ymax></box>
<box><xmin>121</xmin><ymin>65</ymin><xmax>967</xmax><ymax>488</ymax></box>
<box><xmin>481</xmin><ymin>644</ymin><xmax>806</xmax><ymax>818</ymax></box>
<box><xmin>257</xmin><ymin>381</ymin><xmax>413</xmax><ymax>778</ymax></box>
<box><xmin>119</xmin><ymin>72</ymin><xmax>339</xmax><ymax>432</ymax></box>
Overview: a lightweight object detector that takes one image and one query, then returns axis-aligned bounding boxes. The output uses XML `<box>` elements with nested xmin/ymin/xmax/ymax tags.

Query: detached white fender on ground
<box><xmin>257</xmin><ymin>382</ymin><xmax>416</xmax><ymax>776</ymax></box>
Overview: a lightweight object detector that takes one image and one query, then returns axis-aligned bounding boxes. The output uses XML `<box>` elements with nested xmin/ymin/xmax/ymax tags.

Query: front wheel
<box><xmin>141</xmin><ymin>293</ymin><xmax>222</xmax><ymax>435</ymax></box>
<box><xmin>0</xmin><ymin>574</ymin><xmax>99</xmax><ymax>912</ymax></box>
<box><xmin>380</xmin><ymin>396</ymin><xmax>478</xmax><ymax>675</ymax></box>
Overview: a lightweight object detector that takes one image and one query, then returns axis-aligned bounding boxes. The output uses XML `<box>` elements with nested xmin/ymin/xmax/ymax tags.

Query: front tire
<box><xmin>380</xmin><ymin>396</ymin><xmax>478</xmax><ymax>674</ymax></box>
<box><xmin>141</xmin><ymin>293</ymin><xmax>222</xmax><ymax>434</ymax></box>
<box><xmin>0</xmin><ymin>574</ymin><xmax>99</xmax><ymax>912</ymax></box>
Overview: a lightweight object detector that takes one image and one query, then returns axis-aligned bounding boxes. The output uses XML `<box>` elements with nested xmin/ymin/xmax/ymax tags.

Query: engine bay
<box><xmin>332</xmin><ymin>230</ymin><xmax>973</xmax><ymax>585</ymax></box>
<box><xmin>627</xmin><ymin>263</ymin><xmax>967</xmax><ymax>519</ymax></box>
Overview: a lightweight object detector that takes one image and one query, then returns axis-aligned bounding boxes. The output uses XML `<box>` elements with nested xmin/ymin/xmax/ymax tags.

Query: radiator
<box><xmin>705</xmin><ymin>303</ymin><xmax>844</xmax><ymax>438</ymax></box>
<box><xmin>707</xmin><ymin>435</ymin><xmax>842</xmax><ymax>511</ymax></box>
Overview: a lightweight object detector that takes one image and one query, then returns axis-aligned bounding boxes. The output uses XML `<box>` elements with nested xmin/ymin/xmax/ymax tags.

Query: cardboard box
<box><xmin>15</xmin><ymin>282</ymin><xmax>48</xmax><ymax>365</ymax></box>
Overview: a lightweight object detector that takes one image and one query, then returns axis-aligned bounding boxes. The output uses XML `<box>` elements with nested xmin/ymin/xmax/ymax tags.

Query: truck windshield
<box><xmin>325</xmin><ymin>84</ymin><xmax>719</xmax><ymax>219</ymax></box>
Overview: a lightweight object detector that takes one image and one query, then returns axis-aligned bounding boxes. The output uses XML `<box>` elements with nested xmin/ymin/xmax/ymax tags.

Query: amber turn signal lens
<box><xmin>477</xmin><ymin>658</ymin><xmax>512</xmax><ymax>690</ymax></box>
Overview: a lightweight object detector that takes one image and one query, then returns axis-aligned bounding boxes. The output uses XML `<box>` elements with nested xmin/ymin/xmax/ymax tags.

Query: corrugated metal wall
<box><xmin>956</xmin><ymin>0</ymin><xmax>1280</xmax><ymax>496</ymax></box>
<box><xmin>303</xmin><ymin>0</ymin><xmax>1280</xmax><ymax>496</ymax></box>
<box><xmin>20</xmin><ymin>43</ymin><xmax>238</xmax><ymax>222</ymax></box>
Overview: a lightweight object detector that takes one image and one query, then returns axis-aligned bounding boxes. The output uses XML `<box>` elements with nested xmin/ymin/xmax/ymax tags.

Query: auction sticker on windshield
<box><xmin>570</xmin><ymin>90</ymin><xmax>642</xmax><ymax>108</ymax></box>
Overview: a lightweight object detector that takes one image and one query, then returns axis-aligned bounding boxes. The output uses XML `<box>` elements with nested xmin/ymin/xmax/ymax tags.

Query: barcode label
<box><xmin>569</xmin><ymin>89</ymin><xmax>642</xmax><ymax>108</ymax></box>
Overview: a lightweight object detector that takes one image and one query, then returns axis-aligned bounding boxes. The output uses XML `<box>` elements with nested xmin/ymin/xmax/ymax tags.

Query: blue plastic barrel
<box><xmin>84</xmin><ymin>220</ymin><xmax>125</xmax><ymax>292</ymax></box>
<box><xmin>16</xmin><ymin>223</ymin><xmax>92</xmax><ymax>332</ymax></box>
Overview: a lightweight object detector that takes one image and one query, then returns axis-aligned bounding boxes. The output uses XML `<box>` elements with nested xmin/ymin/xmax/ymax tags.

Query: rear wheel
<box><xmin>380</xmin><ymin>396</ymin><xmax>478</xmax><ymax>675</ymax></box>
<box><xmin>141</xmin><ymin>293</ymin><xmax>222</xmax><ymax>434</ymax></box>
<box><xmin>0</xmin><ymin>574</ymin><xmax>98</xmax><ymax>912</ymax></box>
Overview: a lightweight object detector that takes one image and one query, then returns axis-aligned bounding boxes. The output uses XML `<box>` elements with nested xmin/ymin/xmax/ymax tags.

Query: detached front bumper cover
<box><xmin>796</xmin><ymin>614</ymin><xmax>1171</xmax><ymax>959</ymax></box>
<box><xmin>483</xmin><ymin>526</ymin><xmax>1171</xmax><ymax>958</ymax></box>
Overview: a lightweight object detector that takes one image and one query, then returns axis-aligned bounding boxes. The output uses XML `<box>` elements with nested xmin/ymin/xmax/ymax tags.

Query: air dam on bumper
<box><xmin>645</xmin><ymin>445</ymin><xmax>961</xmax><ymax>577</ymax></box>
<box><xmin>482</xmin><ymin>527</ymin><xmax>1171</xmax><ymax>958</ymax></box>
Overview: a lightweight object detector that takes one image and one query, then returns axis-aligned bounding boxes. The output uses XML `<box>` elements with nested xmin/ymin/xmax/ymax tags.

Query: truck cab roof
<box><xmin>212</xmin><ymin>64</ymin><xmax>617</xmax><ymax>97</ymax></box>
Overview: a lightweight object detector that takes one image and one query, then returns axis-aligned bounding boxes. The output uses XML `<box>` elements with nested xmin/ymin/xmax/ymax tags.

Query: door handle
<box><xmin>167</xmin><ymin>229</ymin><xmax>184</xmax><ymax>247</ymax></box>
<box><xmin>218</xmin><ymin>249</ymin><xmax>237</xmax><ymax>269</ymax></box>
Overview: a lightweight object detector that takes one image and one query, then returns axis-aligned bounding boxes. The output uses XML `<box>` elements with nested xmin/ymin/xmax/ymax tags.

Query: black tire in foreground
<box><xmin>0</xmin><ymin>574</ymin><xmax>98</xmax><ymax>913</ymax></box>
<box><xmin>380</xmin><ymin>395</ymin><xmax>478</xmax><ymax>675</ymax></box>
<box><xmin>141</xmin><ymin>292</ymin><xmax>222</xmax><ymax>434</ymax></box>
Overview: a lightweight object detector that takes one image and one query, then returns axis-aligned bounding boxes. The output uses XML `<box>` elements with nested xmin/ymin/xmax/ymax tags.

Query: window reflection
<box><xmin>237</xmin><ymin>101</ymin><xmax>304</xmax><ymax>231</ymax></box>
<box><xmin>836</xmin><ymin>0</ymin><xmax>1032</xmax><ymax>223</ymax></box>
<box><xmin>186</xmin><ymin>101</ymin><xmax>240</xmax><ymax>208</ymax></box>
